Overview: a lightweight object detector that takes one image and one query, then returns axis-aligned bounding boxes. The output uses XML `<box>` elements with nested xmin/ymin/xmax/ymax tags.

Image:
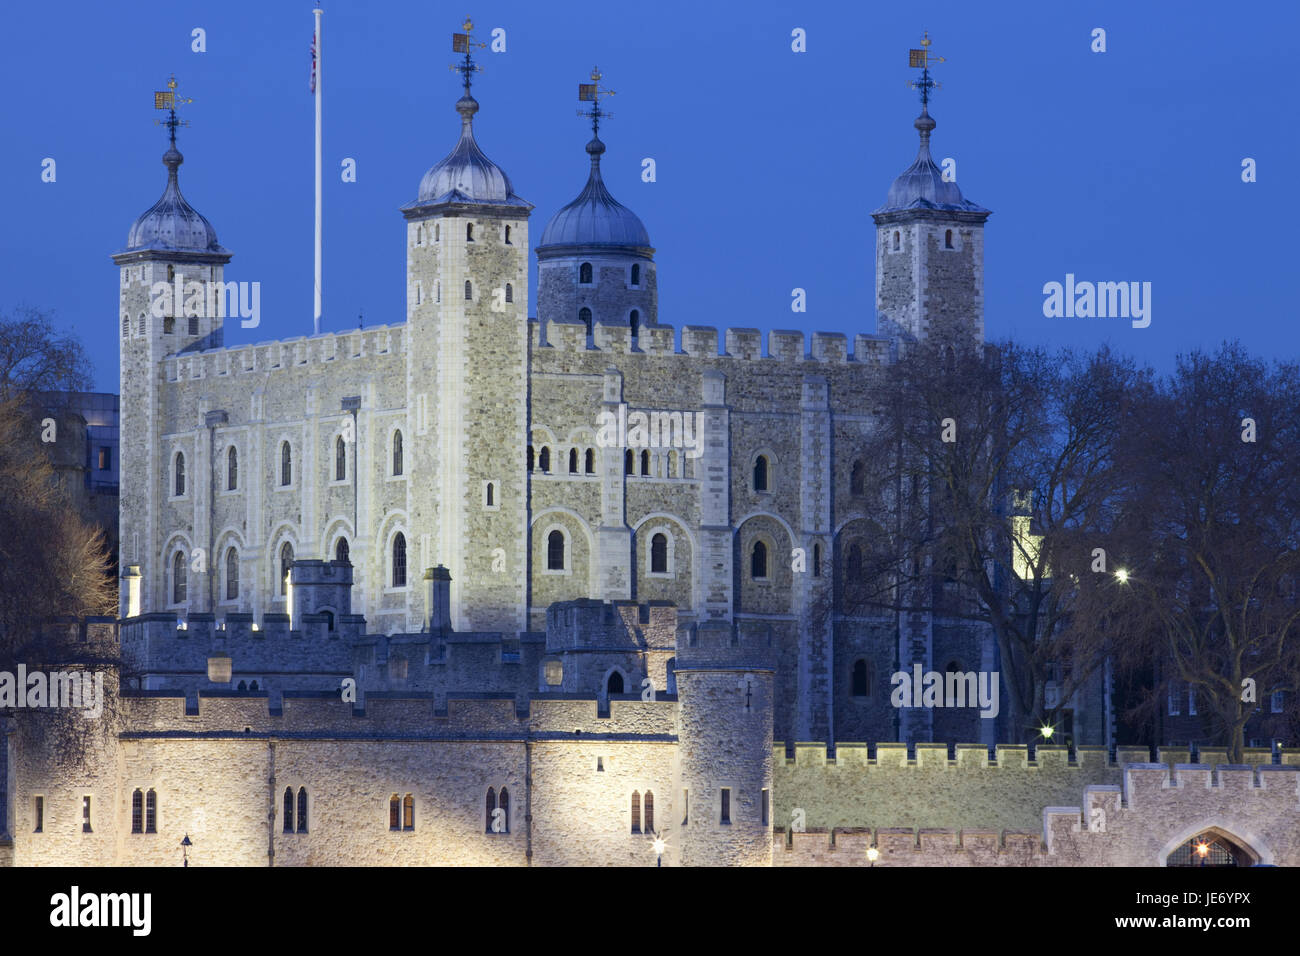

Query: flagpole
<box><xmin>313</xmin><ymin>4</ymin><xmax>323</xmax><ymax>335</ymax></box>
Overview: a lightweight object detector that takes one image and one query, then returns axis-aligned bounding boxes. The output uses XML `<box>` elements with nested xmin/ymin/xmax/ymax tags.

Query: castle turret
<box><xmin>401</xmin><ymin>22</ymin><xmax>532</xmax><ymax>632</ymax></box>
<box><xmin>114</xmin><ymin>77</ymin><xmax>232</xmax><ymax>617</ymax></box>
<box><xmin>674</xmin><ymin>620</ymin><xmax>775</xmax><ymax>866</ymax></box>
<box><xmin>872</xmin><ymin>37</ymin><xmax>990</xmax><ymax>345</ymax></box>
<box><xmin>536</xmin><ymin>69</ymin><xmax>656</xmax><ymax>345</ymax></box>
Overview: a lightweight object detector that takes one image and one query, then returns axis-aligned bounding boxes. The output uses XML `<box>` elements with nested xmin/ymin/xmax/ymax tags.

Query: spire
<box><xmin>577</xmin><ymin>66</ymin><xmax>616</xmax><ymax>177</ymax></box>
<box><xmin>451</xmin><ymin>15</ymin><xmax>486</xmax><ymax>126</ymax></box>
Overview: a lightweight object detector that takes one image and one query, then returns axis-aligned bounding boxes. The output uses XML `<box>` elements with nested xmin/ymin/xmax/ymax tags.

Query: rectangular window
<box><xmin>761</xmin><ymin>789</ymin><xmax>769</xmax><ymax>826</ymax></box>
<box><xmin>34</xmin><ymin>797</ymin><xmax>43</xmax><ymax>833</ymax></box>
<box><xmin>82</xmin><ymin>796</ymin><xmax>92</xmax><ymax>833</ymax></box>
<box><xmin>720</xmin><ymin>788</ymin><xmax>731</xmax><ymax>825</ymax></box>
<box><xmin>1272</xmin><ymin>690</ymin><xmax>1285</xmax><ymax>714</ymax></box>
<box><xmin>98</xmin><ymin>447</ymin><xmax>111</xmax><ymax>470</ymax></box>
<box><xmin>682</xmin><ymin>789</ymin><xmax>688</xmax><ymax>826</ymax></box>
<box><xmin>1188</xmin><ymin>687</ymin><xmax>1197</xmax><ymax>716</ymax></box>
<box><xmin>1167</xmin><ymin>684</ymin><xmax>1181</xmax><ymax>716</ymax></box>
<box><xmin>188</xmin><ymin>316</ymin><xmax>199</xmax><ymax>336</ymax></box>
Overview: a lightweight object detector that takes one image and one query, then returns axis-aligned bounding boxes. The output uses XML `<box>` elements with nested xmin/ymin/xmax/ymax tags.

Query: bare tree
<box><xmin>1105</xmin><ymin>343</ymin><xmax>1300</xmax><ymax>762</ymax></box>
<box><xmin>848</xmin><ymin>325</ymin><xmax>1150</xmax><ymax>743</ymax></box>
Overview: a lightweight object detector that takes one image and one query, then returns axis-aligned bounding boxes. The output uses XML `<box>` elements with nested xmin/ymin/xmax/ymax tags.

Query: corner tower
<box><xmin>872</xmin><ymin>35</ymin><xmax>990</xmax><ymax>344</ymax></box>
<box><xmin>113</xmin><ymin>76</ymin><xmax>231</xmax><ymax>616</ymax></box>
<box><xmin>401</xmin><ymin>20</ymin><xmax>532</xmax><ymax>632</ymax></box>
<box><xmin>536</xmin><ymin>69</ymin><xmax>656</xmax><ymax>346</ymax></box>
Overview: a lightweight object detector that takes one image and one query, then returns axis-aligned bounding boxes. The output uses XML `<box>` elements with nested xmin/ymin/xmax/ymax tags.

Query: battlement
<box><xmin>776</xmin><ymin>742</ymin><xmax>1297</xmax><ymax>769</ymax></box>
<box><xmin>545</xmin><ymin>599</ymin><xmax>677</xmax><ymax>652</ymax></box>
<box><xmin>674</xmin><ymin>618</ymin><xmax>777</xmax><ymax>670</ymax></box>
<box><xmin>118</xmin><ymin>688</ymin><xmax>678</xmax><ymax>737</ymax></box>
<box><xmin>531</xmin><ymin>319</ymin><xmax>893</xmax><ymax>366</ymax></box>
<box><xmin>163</xmin><ymin>323</ymin><xmax>407</xmax><ymax>383</ymax></box>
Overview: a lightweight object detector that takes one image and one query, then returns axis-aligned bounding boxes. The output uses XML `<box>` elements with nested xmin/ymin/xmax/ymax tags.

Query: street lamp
<box><xmin>180</xmin><ymin>833</ymin><xmax>192</xmax><ymax>867</ymax></box>
<box><xmin>867</xmin><ymin>846</ymin><xmax>880</xmax><ymax>867</ymax></box>
<box><xmin>1114</xmin><ymin>568</ymin><xmax>1129</xmax><ymax>584</ymax></box>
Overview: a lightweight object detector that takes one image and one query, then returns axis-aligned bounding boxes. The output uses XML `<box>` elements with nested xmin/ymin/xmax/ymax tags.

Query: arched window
<box><xmin>579</xmin><ymin>307</ymin><xmax>592</xmax><ymax>336</ymax></box>
<box><xmin>282</xmin><ymin>787</ymin><xmax>294</xmax><ymax>833</ymax></box>
<box><xmin>847</xmin><ymin>543</ymin><xmax>863</xmax><ymax>581</ymax></box>
<box><xmin>539</xmin><ymin>446</ymin><xmax>551</xmax><ymax>472</ymax></box>
<box><xmin>631</xmin><ymin>263</ymin><xmax>640</xmax><ymax>286</ymax></box>
<box><xmin>498</xmin><ymin>788</ymin><xmax>509</xmax><ymax>833</ymax></box>
<box><xmin>389</xmin><ymin>794</ymin><xmax>400</xmax><ymax>830</ymax></box>
<box><xmin>466</xmin><ymin>222</ymin><xmax>474</xmax><ymax>242</ymax></box>
<box><xmin>335</xmin><ymin>435</ymin><xmax>346</xmax><ymax>481</ymax></box>
<box><xmin>403</xmin><ymin>793</ymin><xmax>414</xmax><ymax>831</ymax></box>
<box><xmin>505</xmin><ymin>282</ymin><xmax>513</xmax><ymax>303</ymax></box>
<box><xmin>504</xmin><ymin>224</ymin><xmax>512</xmax><ymax>244</ymax></box>
<box><xmin>813</xmin><ymin>543</ymin><xmax>822</xmax><ymax>577</ymax></box>
<box><xmin>227</xmin><ymin>446</ymin><xmax>238</xmax><ymax>490</ymax></box>
<box><xmin>435</xmin><ymin>280</ymin><xmax>441</xmax><ymax>303</ymax></box>
<box><xmin>547</xmin><ymin>530</ymin><xmax>565</xmax><ymax>571</ymax></box>
<box><xmin>174</xmin><ymin>452</ymin><xmax>186</xmax><ymax>496</ymax></box>
<box><xmin>852</xmin><ymin>659</ymin><xmax>870</xmax><ymax>697</ymax></box>
<box><xmin>485</xmin><ymin>482</ymin><xmax>495</xmax><ymax>507</ymax></box>
<box><xmin>280</xmin><ymin>543</ymin><xmax>294</xmax><ymax>596</ymax></box>
<box><xmin>335</xmin><ymin>538</ymin><xmax>350</xmax><ymax>564</ymax></box>
<box><xmin>464</xmin><ymin>280</ymin><xmax>473</xmax><ymax>301</ymax></box>
<box><xmin>631</xmin><ymin>790</ymin><xmax>641</xmax><ymax>833</ymax></box>
<box><xmin>237</xmin><ymin>680</ymin><xmax>247</xmax><ymax>692</ymax></box>
<box><xmin>893</xmin><ymin>230</ymin><xmax>901</xmax><ymax>251</ymax></box>
<box><xmin>172</xmin><ymin>551</ymin><xmax>187</xmax><ymax>605</ymax></box>
<box><xmin>280</xmin><ymin>442</ymin><xmax>292</xmax><ymax>486</ymax></box>
<box><xmin>392</xmin><ymin>533</ymin><xmax>407</xmax><ymax>588</ymax></box>
<box><xmin>122</xmin><ymin>313</ymin><xmax>129</xmax><ymax>337</ymax></box>
<box><xmin>753</xmin><ymin>455</ymin><xmax>769</xmax><ymax>492</ymax></box>
<box><xmin>630</xmin><ymin>309</ymin><xmax>640</xmax><ymax>338</ymax></box>
<box><xmin>945</xmin><ymin>228</ymin><xmax>954</xmax><ymax>249</ymax></box>
<box><xmin>607</xmin><ymin>671</ymin><xmax>624</xmax><ymax>694</ymax></box>
<box><xmin>249</xmin><ymin>680</ymin><xmax>259</xmax><ymax>691</ymax></box>
<box><xmin>392</xmin><ymin>430</ymin><xmax>404</xmax><ymax>476</ymax></box>
<box><xmin>640</xmin><ymin>449</ymin><xmax>650</xmax><ymax>475</ymax></box>
<box><xmin>416</xmin><ymin>225</ymin><xmax>424</xmax><ymax>245</ymax></box>
<box><xmin>296</xmin><ymin>787</ymin><xmax>308</xmax><ymax>832</ymax></box>
<box><xmin>752</xmin><ymin>540</ymin><xmax>768</xmax><ymax>579</ymax></box>
<box><xmin>851</xmin><ymin>460</ymin><xmax>866</xmax><ymax>496</ymax></box>
<box><xmin>585</xmin><ymin>448</ymin><xmax>595</xmax><ymax>474</ymax></box>
<box><xmin>322</xmin><ymin>609</ymin><xmax>335</xmax><ymax>631</ymax></box>
<box><xmin>579</xmin><ymin>262</ymin><xmax>592</xmax><ymax>284</ymax></box>
<box><xmin>131</xmin><ymin>789</ymin><xmax>143</xmax><ymax>833</ymax></box>
<box><xmin>624</xmin><ymin>449</ymin><xmax>634</xmax><ymax>475</ymax></box>
<box><xmin>225</xmin><ymin>547</ymin><xmax>239</xmax><ymax>601</ymax></box>
<box><xmin>569</xmin><ymin>448</ymin><xmax>579</xmax><ymax>474</ymax></box>
<box><xmin>651</xmin><ymin>533</ymin><xmax>668</xmax><ymax>574</ymax></box>
<box><xmin>485</xmin><ymin>788</ymin><xmax>496</xmax><ymax>833</ymax></box>
<box><xmin>145</xmin><ymin>789</ymin><xmax>157</xmax><ymax>833</ymax></box>
<box><xmin>527</xmin><ymin>445</ymin><xmax>535</xmax><ymax>471</ymax></box>
<box><xmin>644</xmin><ymin>790</ymin><xmax>654</xmax><ymax>833</ymax></box>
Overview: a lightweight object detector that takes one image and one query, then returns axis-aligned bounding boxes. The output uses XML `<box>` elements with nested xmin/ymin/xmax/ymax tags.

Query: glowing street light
<box><xmin>1040</xmin><ymin>724</ymin><xmax>1055</xmax><ymax>740</ymax></box>
<box><xmin>1115</xmin><ymin>568</ymin><xmax>1129</xmax><ymax>584</ymax></box>
<box><xmin>652</xmin><ymin>834</ymin><xmax>665</xmax><ymax>867</ymax></box>
<box><xmin>866</xmin><ymin>846</ymin><xmax>880</xmax><ymax>866</ymax></box>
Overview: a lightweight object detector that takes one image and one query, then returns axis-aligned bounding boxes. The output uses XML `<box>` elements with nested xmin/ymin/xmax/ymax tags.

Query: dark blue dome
<box><xmin>411</xmin><ymin>95</ymin><xmax>529</xmax><ymax>208</ymax></box>
<box><xmin>875</xmin><ymin>110</ymin><xmax>988</xmax><ymax>215</ymax></box>
<box><xmin>125</xmin><ymin>145</ymin><xmax>226</xmax><ymax>254</ymax></box>
<box><xmin>538</xmin><ymin>137</ymin><xmax>650</xmax><ymax>249</ymax></box>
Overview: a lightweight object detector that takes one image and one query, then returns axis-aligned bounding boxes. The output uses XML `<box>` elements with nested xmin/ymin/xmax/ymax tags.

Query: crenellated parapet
<box><xmin>162</xmin><ymin>323</ymin><xmax>406</xmax><ymax>383</ymax></box>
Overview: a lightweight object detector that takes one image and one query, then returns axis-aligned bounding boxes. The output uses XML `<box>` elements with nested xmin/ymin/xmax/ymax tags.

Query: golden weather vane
<box><xmin>907</xmin><ymin>32</ymin><xmax>945</xmax><ymax>108</ymax></box>
<box><xmin>153</xmin><ymin>74</ymin><xmax>194</xmax><ymax>142</ymax></box>
<box><xmin>577</xmin><ymin>66</ymin><xmax>615</xmax><ymax>136</ymax></box>
<box><xmin>450</xmin><ymin>16</ymin><xmax>487</xmax><ymax>93</ymax></box>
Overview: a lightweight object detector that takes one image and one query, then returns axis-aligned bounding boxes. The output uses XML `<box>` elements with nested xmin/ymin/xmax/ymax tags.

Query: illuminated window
<box><xmin>82</xmin><ymin>796</ymin><xmax>92</xmax><ymax>833</ymax></box>
<box><xmin>403</xmin><ymin>794</ymin><xmax>414</xmax><ymax>831</ymax></box>
<box><xmin>544</xmin><ymin>659</ymin><xmax>562</xmax><ymax>685</ymax></box>
<box><xmin>631</xmin><ymin>791</ymin><xmax>641</xmax><ymax>833</ymax></box>
<box><xmin>389</xmin><ymin>794</ymin><xmax>400</xmax><ymax>830</ymax></box>
<box><xmin>644</xmin><ymin>791</ymin><xmax>654</xmax><ymax>833</ymax></box>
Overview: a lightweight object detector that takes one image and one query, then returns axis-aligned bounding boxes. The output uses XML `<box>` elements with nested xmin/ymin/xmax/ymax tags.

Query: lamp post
<box><xmin>180</xmin><ymin>833</ymin><xmax>192</xmax><ymax>867</ymax></box>
<box><xmin>867</xmin><ymin>846</ymin><xmax>880</xmax><ymax>867</ymax></box>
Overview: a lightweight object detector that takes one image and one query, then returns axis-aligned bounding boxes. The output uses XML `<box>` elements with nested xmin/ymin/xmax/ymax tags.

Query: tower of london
<box><xmin>4</xmin><ymin>32</ymin><xmax>1296</xmax><ymax>870</ymax></box>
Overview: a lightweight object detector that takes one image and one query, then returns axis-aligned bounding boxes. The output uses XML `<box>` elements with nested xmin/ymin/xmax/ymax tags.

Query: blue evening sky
<box><xmin>0</xmin><ymin>0</ymin><xmax>1293</xmax><ymax>392</ymax></box>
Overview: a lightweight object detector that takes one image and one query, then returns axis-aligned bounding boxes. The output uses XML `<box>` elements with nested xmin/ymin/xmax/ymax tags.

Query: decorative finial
<box><xmin>153</xmin><ymin>73</ymin><xmax>194</xmax><ymax>146</ymax></box>
<box><xmin>450</xmin><ymin>17</ymin><xmax>486</xmax><ymax>96</ymax></box>
<box><xmin>907</xmin><ymin>32</ymin><xmax>945</xmax><ymax>110</ymax></box>
<box><xmin>577</xmin><ymin>66</ymin><xmax>616</xmax><ymax>144</ymax></box>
